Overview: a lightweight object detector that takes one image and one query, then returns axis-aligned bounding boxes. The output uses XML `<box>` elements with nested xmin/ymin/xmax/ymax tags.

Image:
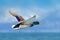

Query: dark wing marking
<box><xmin>9</xmin><ymin>11</ymin><xmax>24</xmax><ymax>22</ymax></box>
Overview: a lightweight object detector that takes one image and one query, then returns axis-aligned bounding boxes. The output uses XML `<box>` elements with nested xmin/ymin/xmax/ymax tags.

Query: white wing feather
<box><xmin>24</xmin><ymin>15</ymin><xmax>36</xmax><ymax>24</ymax></box>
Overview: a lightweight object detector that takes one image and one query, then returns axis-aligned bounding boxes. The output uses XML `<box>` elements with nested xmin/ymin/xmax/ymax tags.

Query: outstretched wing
<box><xmin>9</xmin><ymin>11</ymin><xmax>24</xmax><ymax>22</ymax></box>
<box><xmin>23</xmin><ymin>15</ymin><xmax>36</xmax><ymax>24</ymax></box>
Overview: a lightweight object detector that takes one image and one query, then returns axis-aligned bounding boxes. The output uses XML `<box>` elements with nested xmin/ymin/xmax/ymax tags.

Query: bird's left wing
<box><xmin>9</xmin><ymin>11</ymin><xmax>24</xmax><ymax>22</ymax></box>
<box><xmin>23</xmin><ymin>15</ymin><xmax>36</xmax><ymax>24</ymax></box>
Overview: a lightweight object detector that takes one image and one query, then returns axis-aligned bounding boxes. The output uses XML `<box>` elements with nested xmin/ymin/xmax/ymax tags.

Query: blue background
<box><xmin>0</xmin><ymin>0</ymin><xmax>60</xmax><ymax>33</ymax></box>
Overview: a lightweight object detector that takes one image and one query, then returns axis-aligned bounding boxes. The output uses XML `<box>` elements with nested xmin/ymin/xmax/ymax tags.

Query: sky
<box><xmin>0</xmin><ymin>0</ymin><xmax>60</xmax><ymax>32</ymax></box>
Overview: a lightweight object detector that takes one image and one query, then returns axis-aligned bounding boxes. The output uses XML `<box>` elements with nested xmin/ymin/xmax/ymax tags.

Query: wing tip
<box><xmin>33</xmin><ymin>15</ymin><xmax>36</xmax><ymax>18</ymax></box>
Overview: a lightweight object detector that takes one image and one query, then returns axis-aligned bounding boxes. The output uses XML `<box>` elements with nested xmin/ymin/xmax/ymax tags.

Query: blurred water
<box><xmin>0</xmin><ymin>32</ymin><xmax>60</xmax><ymax>40</ymax></box>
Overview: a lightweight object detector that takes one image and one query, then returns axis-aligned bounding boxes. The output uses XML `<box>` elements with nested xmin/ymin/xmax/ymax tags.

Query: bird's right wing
<box><xmin>23</xmin><ymin>15</ymin><xmax>36</xmax><ymax>24</ymax></box>
<box><xmin>9</xmin><ymin>11</ymin><xmax>24</xmax><ymax>22</ymax></box>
